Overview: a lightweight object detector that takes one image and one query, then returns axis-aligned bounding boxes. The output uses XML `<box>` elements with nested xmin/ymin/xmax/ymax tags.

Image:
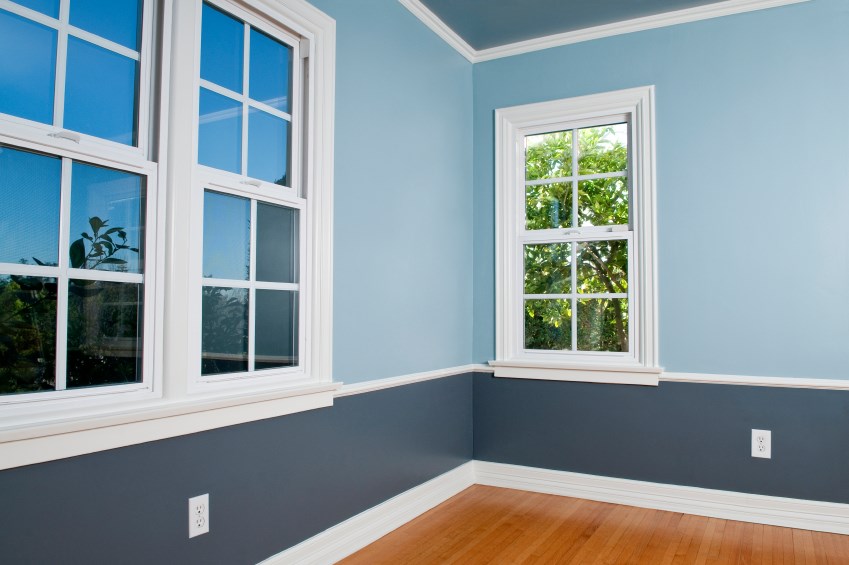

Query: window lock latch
<box><xmin>49</xmin><ymin>130</ymin><xmax>81</xmax><ymax>144</ymax></box>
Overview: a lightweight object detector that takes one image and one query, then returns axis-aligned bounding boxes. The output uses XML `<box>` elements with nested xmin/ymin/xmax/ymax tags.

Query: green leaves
<box><xmin>69</xmin><ymin>216</ymin><xmax>138</xmax><ymax>270</ymax></box>
<box><xmin>69</xmin><ymin>239</ymin><xmax>86</xmax><ymax>269</ymax></box>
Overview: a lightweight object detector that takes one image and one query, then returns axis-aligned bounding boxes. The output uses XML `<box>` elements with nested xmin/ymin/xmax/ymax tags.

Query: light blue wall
<box><xmin>473</xmin><ymin>0</ymin><xmax>849</xmax><ymax>379</ymax></box>
<box><xmin>308</xmin><ymin>0</ymin><xmax>474</xmax><ymax>382</ymax></box>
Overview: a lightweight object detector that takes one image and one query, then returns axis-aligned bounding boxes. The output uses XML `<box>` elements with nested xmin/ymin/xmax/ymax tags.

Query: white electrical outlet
<box><xmin>189</xmin><ymin>493</ymin><xmax>209</xmax><ymax>538</ymax></box>
<box><xmin>751</xmin><ymin>429</ymin><xmax>771</xmax><ymax>459</ymax></box>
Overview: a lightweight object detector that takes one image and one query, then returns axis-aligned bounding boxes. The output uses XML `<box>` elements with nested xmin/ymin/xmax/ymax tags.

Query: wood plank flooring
<box><xmin>339</xmin><ymin>485</ymin><xmax>849</xmax><ymax>564</ymax></box>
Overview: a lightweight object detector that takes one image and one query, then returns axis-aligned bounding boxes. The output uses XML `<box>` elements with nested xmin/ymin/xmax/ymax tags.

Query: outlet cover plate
<box><xmin>751</xmin><ymin>429</ymin><xmax>771</xmax><ymax>459</ymax></box>
<box><xmin>189</xmin><ymin>493</ymin><xmax>209</xmax><ymax>538</ymax></box>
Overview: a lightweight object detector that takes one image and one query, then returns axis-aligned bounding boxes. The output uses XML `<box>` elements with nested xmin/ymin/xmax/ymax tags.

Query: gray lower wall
<box><xmin>0</xmin><ymin>374</ymin><xmax>474</xmax><ymax>565</ymax></box>
<box><xmin>5</xmin><ymin>371</ymin><xmax>849</xmax><ymax>564</ymax></box>
<box><xmin>473</xmin><ymin>373</ymin><xmax>849</xmax><ymax>503</ymax></box>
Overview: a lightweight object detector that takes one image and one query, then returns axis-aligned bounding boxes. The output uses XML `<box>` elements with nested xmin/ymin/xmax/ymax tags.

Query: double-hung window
<box><xmin>190</xmin><ymin>0</ymin><xmax>309</xmax><ymax>391</ymax></box>
<box><xmin>492</xmin><ymin>87</ymin><xmax>660</xmax><ymax>385</ymax></box>
<box><xmin>0</xmin><ymin>0</ymin><xmax>335</xmax><ymax>467</ymax></box>
<box><xmin>0</xmin><ymin>0</ymin><xmax>159</xmax><ymax>415</ymax></box>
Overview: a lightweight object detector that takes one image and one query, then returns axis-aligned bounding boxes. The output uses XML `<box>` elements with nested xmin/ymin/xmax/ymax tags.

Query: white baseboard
<box><xmin>474</xmin><ymin>461</ymin><xmax>849</xmax><ymax>535</ymax></box>
<box><xmin>261</xmin><ymin>462</ymin><xmax>476</xmax><ymax>565</ymax></box>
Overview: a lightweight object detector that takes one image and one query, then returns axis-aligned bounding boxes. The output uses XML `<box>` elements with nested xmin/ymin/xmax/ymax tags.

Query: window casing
<box><xmin>492</xmin><ymin>87</ymin><xmax>659</xmax><ymax>385</ymax></box>
<box><xmin>0</xmin><ymin>0</ymin><xmax>336</xmax><ymax>466</ymax></box>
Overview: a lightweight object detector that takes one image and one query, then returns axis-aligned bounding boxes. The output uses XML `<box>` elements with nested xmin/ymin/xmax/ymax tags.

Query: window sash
<box><xmin>197</xmin><ymin>0</ymin><xmax>302</xmax><ymax>193</ymax></box>
<box><xmin>0</xmin><ymin>0</ymin><xmax>155</xmax><ymax>157</ymax></box>
<box><xmin>0</xmin><ymin>139</ymin><xmax>158</xmax><ymax>405</ymax></box>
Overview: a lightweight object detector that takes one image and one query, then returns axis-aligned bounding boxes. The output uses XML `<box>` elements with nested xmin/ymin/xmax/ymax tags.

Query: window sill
<box><xmin>488</xmin><ymin>360</ymin><xmax>661</xmax><ymax>386</ymax></box>
<box><xmin>0</xmin><ymin>382</ymin><xmax>340</xmax><ymax>470</ymax></box>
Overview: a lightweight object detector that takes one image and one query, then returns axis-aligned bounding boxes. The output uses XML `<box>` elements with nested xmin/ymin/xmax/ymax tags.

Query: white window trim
<box><xmin>0</xmin><ymin>0</ymin><xmax>337</xmax><ymax>469</ymax></box>
<box><xmin>490</xmin><ymin>86</ymin><xmax>660</xmax><ymax>385</ymax></box>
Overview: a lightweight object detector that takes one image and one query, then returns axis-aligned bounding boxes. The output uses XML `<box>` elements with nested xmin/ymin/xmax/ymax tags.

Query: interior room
<box><xmin>1</xmin><ymin>0</ymin><xmax>848</xmax><ymax>563</ymax></box>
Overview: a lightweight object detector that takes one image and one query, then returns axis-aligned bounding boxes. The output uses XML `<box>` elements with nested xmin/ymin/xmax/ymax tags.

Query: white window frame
<box><xmin>491</xmin><ymin>86</ymin><xmax>660</xmax><ymax>385</ymax></box>
<box><xmin>187</xmin><ymin>0</ymin><xmax>319</xmax><ymax>394</ymax></box>
<box><xmin>0</xmin><ymin>0</ymin><xmax>336</xmax><ymax>469</ymax></box>
<box><xmin>0</xmin><ymin>0</ymin><xmax>164</xmax><ymax>423</ymax></box>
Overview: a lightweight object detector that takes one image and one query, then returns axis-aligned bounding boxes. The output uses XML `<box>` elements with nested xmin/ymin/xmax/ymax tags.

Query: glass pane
<box><xmin>70</xmin><ymin>162</ymin><xmax>144</xmax><ymax>273</ymax></box>
<box><xmin>198</xmin><ymin>88</ymin><xmax>242</xmax><ymax>174</ymax></box>
<box><xmin>578</xmin><ymin>123</ymin><xmax>628</xmax><ymax>175</ymax></box>
<box><xmin>255</xmin><ymin>290</ymin><xmax>297</xmax><ymax>370</ymax></box>
<box><xmin>201</xmin><ymin>286</ymin><xmax>248</xmax><ymax>375</ymax></box>
<box><xmin>524</xmin><ymin>244</ymin><xmax>571</xmax><ymax>294</ymax></box>
<box><xmin>69</xmin><ymin>0</ymin><xmax>142</xmax><ymax>50</ymax></box>
<box><xmin>248</xmin><ymin>108</ymin><xmax>289</xmax><ymax>186</ymax></box>
<box><xmin>526</xmin><ymin>182</ymin><xmax>570</xmax><ymax>230</ymax></box>
<box><xmin>0</xmin><ymin>275</ymin><xmax>57</xmax><ymax>394</ymax></box>
<box><xmin>0</xmin><ymin>10</ymin><xmax>57</xmax><ymax>124</ymax></box>
<box><xmin>11</xmin><ymin>0</ymin><xmax>59</xmax><ymax>18</ymax></box>
<box><xmin>202</xmin><ymin>191</ymin><xmax>249</xmax><ymax>280</ymax></box>
<box><xmin>0</xmin><ymin>146</ymin><xmax>61</xmax><ymax>266</ymax></box>
<box><xmin>577</xmin><ymin>239</ymin><xmax>628</xmax><ymax>294</ymax></box>
<box><xmin>577</xmin><ymin>298</ymin><xmax>628</xmax><ymax>352</ymax></box>
<box><xmin>200</xmin><ymin>2</ymin><xmax>243</xmax><ymax>93</ymax></box>
<box><xmin>67</xmin><ymin>280</ymin><xmax>143</xmax><ymax>388</ymax></box>
<box><xmin>256</xmin><ymin>203</ymin><xmax>297</xmax><ymax>283</ymax></box>
<box><xmin>249</xmin><ymin>27</ymin><xmax>292</xmax><ymax>113</ymax></box>
<box><xmin>65</xmin><ymin>37</ymin><xmax>138</xmax><ymax>145</ymax></box>
<box><xmin>524</xmin><ymin>299</ymin><xmax>571</xmax><ymax>351</ymax></box>
<box><xmin>578</xmin><ymin>176</ymin><xmax>628</xmax><ymax>227</ymax></box>
<box><xmin>525</xmin><ymin>131</ymin><xmax>572</xmax><ymax>181</ymax></box>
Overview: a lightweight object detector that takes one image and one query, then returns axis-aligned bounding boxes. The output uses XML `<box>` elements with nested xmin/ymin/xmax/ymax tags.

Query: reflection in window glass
<box><xmin>524</xmin><ymin>299</ymin><xmax>571</xmax><ymax>351</ymax></box>
<box><xmin>0</xmin><ymin>146</ymin><xmax>61</xmax><ymax>266</ymax></box>
<box><xmin>0</xmin><ymin>275</ymin><xmax>57</xmax><ymax>394</ymax></box>
<box><xmin>200</xmin><ymin>2</ymin><xmax>243</xmax><ymax>93</ymax></box>
<box><xmin>255</xmin><ymin>290</ymin><xmax>297</xmax><ymax>370</ymax></box>
<box><xmin>0</xmin><ymin>10</ymin><xmax>57</xmax><ymax>125</ymax></box>
<box><xmin>67</xmin><ymin>280</ymin><xmax>143</xmax><ymax>388</ymax></box>
<box><xmin>198</xmin><ymin>88</ymin><xmax>242</xmax><ymax>174</ymax></box>
<box><xmin>65</xmin><ymin>37</ymin><xmax>138</xmax><ymax>145</ymax></box>
<box><xmin>256</xmin><ymin>203</ymin><xmax>297</xmax><ymax>283</ymax></box>
<box><xmin>248</xmin><ymin>108</ymin><xmax>289</xmax><ymax>186</ymax></box>
<box><xmin>249</xmin><ymin>28</ymin><xmax>291</xmax><ymax>113</ymax></box>
<box><xmin>202</xmin><ymin>191</ymin><xmax>249</xmax><ymax>280</ymax></box>
<box><xmin>11</xmin><ymin>0</ymin><xmax>59</xmax><ymax>18</ymax></box>
<box><xmin>70</xmin><ymin>162</ymin><xmax>145</xmax><ymax>273</ymax></box>
<box><xmin>577</xmin><ymin>298</ymin><xmax>628</xmax><ymax>352</ymax></box>
<box><xmin>524</xmin><ymin>244</ymin><xmax>571</xmax><ymax>295</ymax></box>
<box><xmin>69</xmin><ymin>0</ymin><xmax>142</xmax><ymax>50</ymax></box>
<box><xmin>201</xmin><ymin>286</ymin><xmax>248</xmax><ymax>375</ymax></box>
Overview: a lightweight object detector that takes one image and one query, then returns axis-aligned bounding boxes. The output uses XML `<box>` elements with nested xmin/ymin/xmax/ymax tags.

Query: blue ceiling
<box><xmin>418</xmin><ymin>0</ymin><xmax>728</xmax><ymax>50</ymax></box>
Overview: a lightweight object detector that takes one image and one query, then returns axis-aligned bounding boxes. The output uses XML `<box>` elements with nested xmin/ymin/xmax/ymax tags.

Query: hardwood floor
<box><xmin>339</xmin><ymin>485</ymin><xmax>849</xmax><ymax>564</ymax></box>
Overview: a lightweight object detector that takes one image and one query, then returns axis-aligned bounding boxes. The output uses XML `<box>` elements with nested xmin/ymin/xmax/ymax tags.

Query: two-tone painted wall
<box><xmin>3</xmin><ymin>1</ymin><xmax>849</xmax><ymax>563</ymax></box>
<box><xmin>470</xmin><ymin>0</ymin><xmax>849</xmax><ymax>507</ymax></box>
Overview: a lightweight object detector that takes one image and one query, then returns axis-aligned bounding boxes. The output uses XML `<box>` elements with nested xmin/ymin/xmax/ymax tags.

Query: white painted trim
<box><xmin>261</xmin><ymin>457</ymin><xmax>849</xmax><ymax>563</ymax></box>
<box><xmin>335</xmin><ymin>364</ymin><xmax>490</xmax><ymax>397</ymax></box>
<box><xmin>661</xmin><ymin>372</ymin><xmax>849</xmax><ymax>390</ymax></box>
<box><xmin>262</xmin><ymin>462</ymin><xmax>476</xmax><ymax>565</ymax></box>
<box><xmin>397</xmin><ymin>0</ymin><xmax>477</xmax><ymax>63</ymax></box>
<box><xmin>474</xmin><ymin>461</ymin><xmax>849</xmax><ymax>535</ymax></box>
<box><xmin>495</xmin><ymin>86</ymin><xmax>658</xmax><ymax>381</ymax></box>
<box><xmin>0</xmin><ymin>384</ymin><xmax>339</xmax><ymax>470</ymax></box>
<box><xmin>399</xmin><ymin>0</ymin><xmax>811</xmax><ymax>63</ymax></box>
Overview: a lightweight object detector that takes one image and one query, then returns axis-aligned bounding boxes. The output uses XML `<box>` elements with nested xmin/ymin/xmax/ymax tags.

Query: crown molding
<box><xmin>398</xmin><ymin>0</ymin><xmax>477</xmax><ymax>62</ymax></box>
<box><xmin>399</xmin><ymin>0</ymin><xmax>811</xmax><ymax>64</ymax></box>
